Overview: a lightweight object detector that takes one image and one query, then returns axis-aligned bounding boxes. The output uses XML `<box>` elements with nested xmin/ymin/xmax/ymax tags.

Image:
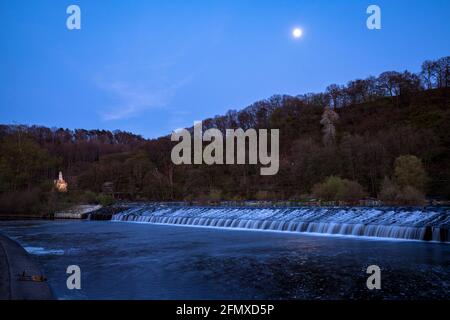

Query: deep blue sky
<box><xmin>1</xmin><ymin>0</ymin><xmax>449</xmax><ymax>138</ymax></box>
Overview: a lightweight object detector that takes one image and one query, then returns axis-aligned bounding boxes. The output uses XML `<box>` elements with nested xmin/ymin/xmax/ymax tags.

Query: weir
<box><xmin>110</xmin><ymin>205</ymin><xmax>449</xmax><ymax>242</ymax></box>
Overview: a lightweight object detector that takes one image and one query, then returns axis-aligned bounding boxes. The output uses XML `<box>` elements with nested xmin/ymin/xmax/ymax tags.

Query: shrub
<box><xmin>312</xmin><ymin>176</ymin><xmax>344</xmax><ymax>201</ymax></box>
<box><xmin>83</xmin><ymin>191</ymin><xmax>98</xmax><ymax>204</ymax></box>
<box><xmin>96</xmin><ymin>194</ymin><xmax>116</xmax><ymax>206</ymax></box>
<box><xmin>255</xmin><ymin>190</ymin><xmax>276</xmax><ymax>201</ymax></box>
<box><xmin>0</xmin><ymin>188</ymin><xmax>45</xmax><ymax>215</ymax></box>
<box><xmin>337</xmin><ymin>180</ymin><xmax>366</xmax><ymax>201</ymax></box>
<box><xmin>394</xmin><ymin>155</ymin><xmax>428</xmax><ymax>192</ymax></box>
<box><xmin>379</xmin><ymin>177</ymin><xmax>426</xmax><ymax>205</ymax></box>
<box><xmin>208</xmin><ymin>189</ymin><xmax>222</xmax><ymax>202</ymax></box>
<box><xmin>396</xmin><ymin>186</ymin><xmax>426</xmax><ymax>205</ymax></box>
<box><xmin>378</xmin><ymin>177</ymin><xmax>399</xmax><ymax>202</ymax></box>
<box><xmin>312</xmin><ymin>176</ymin><xmax>366</xmax><ymax>202</ymax></box>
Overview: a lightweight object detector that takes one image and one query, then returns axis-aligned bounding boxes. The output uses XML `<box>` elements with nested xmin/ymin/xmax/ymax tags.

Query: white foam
<box><xmin>24</xmin><ymin>246</ymin><xmax>65</xmax><ymax>255</ymax></box>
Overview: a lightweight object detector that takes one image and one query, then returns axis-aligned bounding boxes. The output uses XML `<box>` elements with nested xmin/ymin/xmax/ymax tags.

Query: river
<box><xmin>0</xmin><ymin>219</ymin><xmax>448</xmax><ymax>299</ymax></box>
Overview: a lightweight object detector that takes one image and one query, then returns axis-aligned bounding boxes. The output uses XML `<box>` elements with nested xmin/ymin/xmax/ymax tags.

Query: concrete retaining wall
<box><xmin>0</xmin><ymin>234</ymin><xmax>53</xmax><ymax>300</ymax></box>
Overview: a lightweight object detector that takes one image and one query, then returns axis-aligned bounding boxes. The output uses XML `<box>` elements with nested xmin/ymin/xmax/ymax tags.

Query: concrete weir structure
<box><xmin>112</xmin><ymin>205</ymin><xmax>450</xmax><ymax>242</ymax></box>
<box><xmin>54</xmin><ymin>204</ymin><xmax>102</xmax><ymax>219</ymax></box>
<box><xmin>0</xmin><ymin>234</ymin><xmax>53</xmax><ymax>300</ymax></box>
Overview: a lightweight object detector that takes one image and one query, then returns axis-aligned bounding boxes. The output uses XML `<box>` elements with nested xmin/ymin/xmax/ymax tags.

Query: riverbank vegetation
<box><xmin>0</xmin><ymin>56</ymin><xmax>449</xmax><ymax>214</ymax></box>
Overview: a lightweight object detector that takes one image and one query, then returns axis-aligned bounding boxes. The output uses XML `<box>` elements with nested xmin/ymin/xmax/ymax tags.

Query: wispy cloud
<box><xmin>97</xmin><ymin>76</ymin><xmax>192</xmax><ymax>121</ymax></box>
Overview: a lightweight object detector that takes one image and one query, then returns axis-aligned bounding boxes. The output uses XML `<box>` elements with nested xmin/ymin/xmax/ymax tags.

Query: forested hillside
<box><xmin>0</xmin><ymin>56</ymin><xmax>449</xmax><ymax>213</ymax></box>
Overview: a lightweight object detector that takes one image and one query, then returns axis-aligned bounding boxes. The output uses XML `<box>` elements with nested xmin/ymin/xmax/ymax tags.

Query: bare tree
<box><xmin>377</xmin><ymin>71</ymin><xmax>402</xmax><ymax>97</ymax></box>
<box><xmin>436</xmin><ymin>56</ymin><xmax>450</xmax><ymax>88</ymax></box>
<box><xmin>420</xmin><ymin>56</ymin><xmax>449</xmax><ymax>89</ymax></box>
<box><xmin>326</xmin><ymin>84</ymin><xmax>344</xmax><ymax>109</ymax></box>
<box><xmin>421</xmin><ymin>60</ymin><xmax>439</xmax><ymax>89</ymax></box>
<box><xmin>377</xmin><ymin>71</ymin><xmax>421</xmax><ymax>106</ymax></box>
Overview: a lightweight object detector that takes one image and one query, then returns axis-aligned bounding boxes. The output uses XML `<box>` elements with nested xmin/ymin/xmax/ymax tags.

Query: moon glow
<box><xmin>292</xmin><ymin>28</ymin><xmax>303</xmax><ymax>38</ymax></box>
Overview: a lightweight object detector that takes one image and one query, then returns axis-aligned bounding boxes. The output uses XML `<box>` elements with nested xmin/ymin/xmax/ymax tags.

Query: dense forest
<box><xmin>0</xmin><ymin>56</ymin><xmax>449</xmax><ymax>214</ymax></box>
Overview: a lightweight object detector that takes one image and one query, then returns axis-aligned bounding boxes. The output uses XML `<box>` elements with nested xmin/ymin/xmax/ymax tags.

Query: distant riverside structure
<box><xmin>54</xmin><ymin>171</ymin><xmax>68</xmax><ymax>192</ymax></box>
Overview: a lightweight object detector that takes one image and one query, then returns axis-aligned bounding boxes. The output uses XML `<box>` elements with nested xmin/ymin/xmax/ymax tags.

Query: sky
<box><xmin>0</xmin><ymin>0</ymin><xmax>449</xmax><ymax>138</ymax></box>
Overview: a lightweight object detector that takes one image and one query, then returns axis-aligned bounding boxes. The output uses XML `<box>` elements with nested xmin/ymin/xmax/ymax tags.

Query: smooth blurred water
<box><xmin>0</xmin><ymin>220</ymin><xmax>448</xmax><ymax>300</ymax></box>
<box><xmin>111</xmin><ymin>206</ymin><xmax>450</xmax><ymax>241</ymax></box>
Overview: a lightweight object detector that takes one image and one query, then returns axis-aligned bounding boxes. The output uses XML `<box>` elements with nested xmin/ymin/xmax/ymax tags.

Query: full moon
<box><xmin>292</xmin><ymin>28</ymin><xmax>303</xmax><ymax>38</ymax></box>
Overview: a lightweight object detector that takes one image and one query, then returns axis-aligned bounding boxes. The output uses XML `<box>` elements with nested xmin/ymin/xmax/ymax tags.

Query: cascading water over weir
<box><xmin>110</xmin><ymin>205</ymin><xmax>449</xmax><ymax>242</ymax></box>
